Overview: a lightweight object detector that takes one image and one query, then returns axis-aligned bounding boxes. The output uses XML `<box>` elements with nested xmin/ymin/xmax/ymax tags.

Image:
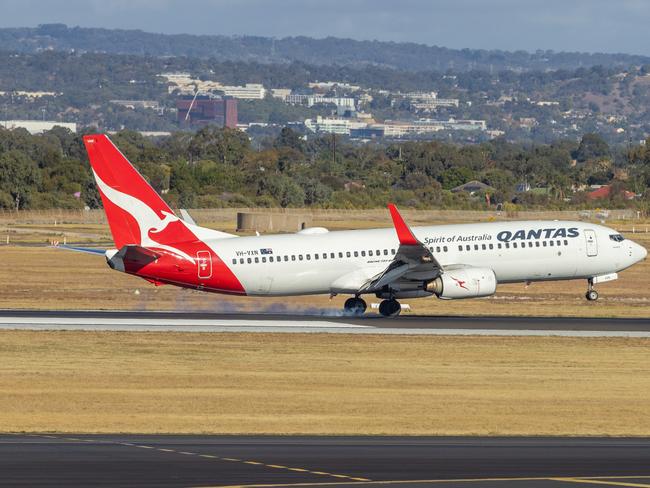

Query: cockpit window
<box><xmin>609</xmin><ymin>234</ymin><xmax>625</xmax><ymax>242</ymax></box>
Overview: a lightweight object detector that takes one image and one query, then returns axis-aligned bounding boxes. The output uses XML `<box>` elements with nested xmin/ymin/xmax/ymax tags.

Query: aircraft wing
<box><xmin>359</xmin><ymin>204</ymin><xmax>443</xmax><ymax>293</ymax></box>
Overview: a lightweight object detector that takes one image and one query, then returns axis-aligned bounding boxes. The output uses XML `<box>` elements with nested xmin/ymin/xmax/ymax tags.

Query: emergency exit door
<box><xmin>584</xmin><ymin>229</ymin><xmax>598</xmax><ymax>257</ymax></box>
<box><xmin>197</xmin><ymin>251</ymin><xmax>212</xmax><ymax>279</ymax></box>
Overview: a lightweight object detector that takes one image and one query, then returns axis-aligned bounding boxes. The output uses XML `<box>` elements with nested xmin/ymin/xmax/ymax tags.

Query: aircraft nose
<box><xmin>640</xmin><ymin>243</ymin><xmax>648</xmax><ymax>261</ymax></box>
<box><xmin>633</xmin><ymin>241</ymin><xmax>647</xmax><ymax>262</ymax></box>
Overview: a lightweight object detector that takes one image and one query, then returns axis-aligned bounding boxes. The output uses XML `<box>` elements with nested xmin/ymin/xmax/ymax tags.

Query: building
<box><xmin>110</xmin><ymin>100</ymin><xmax>161</xmax><ymax>110</ymax></box>
<box><xmin>271</xmin><ymin>88</ymin><xmax>292</xmax><ymax>100</ymax></box>
<box><xmin>381</xmin><ymin>118</ymin><xmax>486</xmax><ymax>137</ymax></box>
<box><xmin>176</xmin><ymin>96</ymin><xmax>238</xmax><ymax>128</ymax></box>
<box><xmin>307</xmin><ymin>96</ymin><xmax>355</xmax><ymax>110</ymax></box>
<box><xmin>586</xmin><ymin>185</ymin><xmax>636</xmax><ymax>201</ymax></box>
<box><xmin>219</xmin><ymin>83</ymin><xmax>266</xmax><ymax>100</ymax></box>
<box><xmin>410</xmin><ymin>98</ymin><xmax>460</xmax><ymax>111</ymax></box>
<box><xmin>304</xmin><ymin>116</ymin><xmax>351</xmax><ymax>135</ymax></box>
<box><xmin>0</xmin><ymin>120</ymin><xmax>76</xmax><ymax>134</ymax></box>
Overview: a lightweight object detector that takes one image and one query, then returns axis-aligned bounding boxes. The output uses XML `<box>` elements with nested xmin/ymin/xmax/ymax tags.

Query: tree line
<box><xmin>1</xmin><ymin>125</ymin><xmax>649</xmax><ymax>212</ymax></box>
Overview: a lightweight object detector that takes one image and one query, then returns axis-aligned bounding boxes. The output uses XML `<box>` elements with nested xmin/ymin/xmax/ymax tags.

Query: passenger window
<box><xmin>291</xmin><ymin>255</ymin><xmax>296</xmax><ymax>261</ymax></box>
<box><xmin>299</xmin><ymin>255</ymin><xmax>303</xmax><ymax>261</ymax></box>
<box><xmin>549</xmin><ymin>241</ymin><xmax>554</xmax><ymax>247</ymax></box>
<box><xmin>535</xmin><ymin>242</ymin><xmax>540</xmax><ymax>247</ymax></box>
<box><xmin>443</xmin><ymin>246</ymin><xmax>448</xmax><ymax>252</ymax></box>
<box><xmin>329</xmin><ymin>253</ymin><xmax>333</xmax><ymax>259</ymax></box>
<box><xmin>513</xmin><ymin>243</ymin><xmax>517</xmax><ymax>249</ymax></box>
<box><xmin>564</xmin><ymin>240</ymin><xmax>568</xmax><ymax>246</ymax></box>
<box><xmin>505</xmin><ymin>243</ymin><xmax>509</xmax><ymax>249</ymax></box>
<box><xmin>458</xmin><ymin>245</ymin><xmax>463</xmax><ymax>251</ymax></box>
<box><xmin>247</xmin><ymin>257</ymin><xmax>252</xmax><ymax>263</ymax></box>
<box><xmin>240</xmin><ymin>258</ymin><xmax>244</xmax><ymax>264</ymax></box>
<box><xmin>306</xmin><ymin>254</ymin><xmax>311</xmax><ymax>260</ymax></box>
<box><xmin>354</xmin><ymin>251</ymin><xmax>359</xmax><ymax>257</ymax></box>
<box><xmin>481</xmin><ymin>244</ymin><xmax>486</xmax><ymax>250</ymax></box>
<box><xmin>376</xmin><ymin>249</ymin><xmax>380</xmax><ymax>255</ymax></box>
<box><xmin>346</xmin><ymin>251</ymin><xmax>351</xmax><ymax>258</ymax></box>
<box><xmin>361</xmin><ymin>251</ymin><xmax>366</xmax><ymax>257</ymax></box>
<box><xmin>466</xmin><ymin>245</ymin><xmax>470</xmax><ymax>251</ymax></box>
<box><xmin>270</xmin><ymin>256</ymin><xmax>274</xmax><ymax>262</ymax></box>
<box><xmin>556</xmin><ymin>240</ymin><xmax>561</xmax><ymax>246</ymax></box>
<box><xmin>384</xmin><ymin>250</ymin><xmax>388</xmax><ymax>255</ymax></box>
<box><xmin>368</xmin><ymin>250</ymin><xmax>373</xmax><ymax>256</ymax></box>
<box><xmin>255</xmin><ymin>257</ymin><xmax>259</xmax><ymax>263</ymax></box>
<box><xmin>528</xmin><ymin>242</ymin><xmax>533</xmax><ymax>248</ymax></box>
<box><xmin>474</xmin><ymin>244</ymin><xmax>479</xmax><ymax>251</ymax></box>
<box><xmin>284</xmin><ymin>256</ymin><xmax>289</xmax><ymax>261</ymax></box>
<box><xmin>262</xmin><ymin>257</ymin><xmax>266</xmax><ymax>263</ymax></box>
<box><xmin>489</xmin><ymin>244</ymin><xmax>494</xmax><ymax>250</ymax></box>
<box><xmin>435</xmin><ymin>246</ymin><xmax>440</xmax><ymax>253</ymax></box>
<box><xmin>391</xmin><ymin>249</ymin><xmax>396</xmax><ymax>254</ymax></box>
<box><xmin>232</xmin><ymin>259</ymin><xmax>237</xmax><ymax>265</ymax></box>
<box><xmin>542</xmin><ymin>241</ymin><xmax>547</xmax><ymax>247</ymax></box>
<box><xmin>314</xmin><ymin>254</ymin><xmax>319</xmax><ymax>260</ymax></box>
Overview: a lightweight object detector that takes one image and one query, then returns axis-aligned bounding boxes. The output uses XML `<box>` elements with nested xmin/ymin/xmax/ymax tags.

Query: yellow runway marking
<box><xmin>552</xmin><ymin>478</ymin><xmax>650</xmax><ymax>487</ymax></box>
<box><xmin>222</xmin><ymin>458</ymin><xmax>242</xmax><ymax>462</ymax></box>
<box><xmin>158</xmin><ymin>448</ymin><xmax>175</xmax><ymax>452</ymax></box>
<box><xmin>214</xmin><ymin>476</ymin><xmax>650</xmax><ymax>487</ymax></box>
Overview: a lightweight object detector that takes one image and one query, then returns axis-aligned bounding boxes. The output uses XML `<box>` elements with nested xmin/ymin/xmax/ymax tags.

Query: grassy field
<box><xmin>0</xmin><ymin>239</ymin><xmax>648</xmax><ymax>317</ymax></box>
<box><xmin>0</xmin><ymin>331</ymin><xmax>648</xmax><ymax>435</ymax></box>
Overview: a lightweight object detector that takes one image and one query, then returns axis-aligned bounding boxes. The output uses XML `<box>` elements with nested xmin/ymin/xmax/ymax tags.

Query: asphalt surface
<box><xmin>2</xmin><ymin>435</ymin><xmax>650</xmax><ymax>487</ymax></box>
<box><xmin>0</xmin><ymin>310</ymin><xmax>648</xmax><ymax>337</ymax></box>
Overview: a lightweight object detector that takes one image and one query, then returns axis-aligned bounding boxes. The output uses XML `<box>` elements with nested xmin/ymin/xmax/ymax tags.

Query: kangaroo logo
<box><xmin>92</xmin><ymin>169</ymin><xmax>195</xmax><ymax>263</ymax></box>
<box><xmin>451</xmin><ymin>276</ymin><xmax>469</xmax><ymax>290</ymax></box>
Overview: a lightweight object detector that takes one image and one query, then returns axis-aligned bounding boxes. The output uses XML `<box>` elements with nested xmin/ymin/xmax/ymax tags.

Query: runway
<box><xmin>3</xmin><ymin>434</ymin><xmax>650</xmax><ymax>487</ymax></box>
<box><xmin>0</xmin><ymin>310</ymin><xmax>649</xmax><ymax>337</ymax></box>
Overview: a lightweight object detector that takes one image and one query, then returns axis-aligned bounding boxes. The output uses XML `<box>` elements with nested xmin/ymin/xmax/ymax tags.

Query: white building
<box><xmin>271</xmin><ymin>88</ymin><xmax>292</xmax><ymax>100</ymax></box>
<box><xmin>0</xmin><ymin>120</ymin><xmax>77</xmax><ymax>134</ymax></box>
<box><xmin>305</xmin><ymin>116</ymin><xmax>351</xmax><ymax>135</ymax></box>
<box><xmin>219</xmin><ymin>83</ymin><xmax>266</xmax><ymax>100</ymax></box>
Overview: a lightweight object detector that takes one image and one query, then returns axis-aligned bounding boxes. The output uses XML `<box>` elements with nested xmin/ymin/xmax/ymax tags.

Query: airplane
<box><xmin>70</xmin><ymin>134</ymin><xmax>647</xmax><ymax>317</ymax></box>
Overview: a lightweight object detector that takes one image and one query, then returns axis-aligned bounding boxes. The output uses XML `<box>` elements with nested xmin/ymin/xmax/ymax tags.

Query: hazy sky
<box><xmin>1</xmin><ymin>0</ymin><xmax>650</xmax><ymax>55</ymax></box>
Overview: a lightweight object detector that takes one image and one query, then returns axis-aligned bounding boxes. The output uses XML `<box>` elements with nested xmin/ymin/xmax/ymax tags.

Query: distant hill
<box><xmin>1</xmin><ymin>24</ymin><xmax>649</xmax><ymax>72</ymax></box>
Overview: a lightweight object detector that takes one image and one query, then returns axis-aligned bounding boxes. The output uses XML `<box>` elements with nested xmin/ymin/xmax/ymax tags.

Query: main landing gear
<box><xmin>585</xmin><ymin>279</ymin><xmax>599</xmax><ymax>301</ymax></box>
<box><xmin>378</xmin><ymin>299</ymin><xmax>401</xmax><ymax>317</ymax></box>
<box><xmin>343</xmin><ymin>296</ymin><xmax>367</xmax><ymax>315</ymax></box>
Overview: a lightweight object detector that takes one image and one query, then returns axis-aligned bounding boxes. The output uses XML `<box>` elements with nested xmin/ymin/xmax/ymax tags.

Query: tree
<box><xmin>574</xmin><ymin>133</ymin><xmax>610</xmax><ymax>163</ymax></box>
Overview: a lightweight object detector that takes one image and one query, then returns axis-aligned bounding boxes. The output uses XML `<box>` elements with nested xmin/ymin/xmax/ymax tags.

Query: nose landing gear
<box><xmin>585</xmin><ymin>279</ymin><xmax>599</xmax><ymax>301</ymax></box>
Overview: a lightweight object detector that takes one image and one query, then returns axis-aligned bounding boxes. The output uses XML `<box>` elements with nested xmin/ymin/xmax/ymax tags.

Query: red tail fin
<box><xmin>84</xmin><ymin>134</ymin><xmax>179</xmax><ymax>249</ymax></box>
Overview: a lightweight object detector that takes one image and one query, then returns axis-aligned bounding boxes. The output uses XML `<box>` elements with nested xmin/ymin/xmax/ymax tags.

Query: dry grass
<box><xmin>0</xmin><ymin>331</ymin><xmax>648</xmax><ymax>435</ymax></box>
<box><xmin>0</xmin><ymin>241</ymin><xmax>648</xmax><ymax>317</ymax></box>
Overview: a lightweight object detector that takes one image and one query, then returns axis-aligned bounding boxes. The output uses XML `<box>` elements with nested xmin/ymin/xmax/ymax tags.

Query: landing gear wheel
<box><xmin>585</xmin><ymin>279</ymin><xmax>599</xmax><ymax>301</ymax></box>
<box><xmin>378</xmin><ymin>299</ymin><xmax>401</xmax><ymax>317</ymax></box>
<box><xmin>344</xmin><ymin>297</ymin><xmax>367</xmax><ymax>315</ymax></box>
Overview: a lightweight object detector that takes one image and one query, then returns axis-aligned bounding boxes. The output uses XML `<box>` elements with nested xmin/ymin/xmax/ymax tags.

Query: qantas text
<box><xmin>496</xmin><ymin>227</ymin><xmax>579</xmax><ymax>243</ymax></box>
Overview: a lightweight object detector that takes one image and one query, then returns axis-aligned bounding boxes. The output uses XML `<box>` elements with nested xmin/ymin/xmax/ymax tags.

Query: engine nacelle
<box><xmin>425</xmin><ymin>267</ymin><xmax>497</xmax><ymax>299</ymax></box>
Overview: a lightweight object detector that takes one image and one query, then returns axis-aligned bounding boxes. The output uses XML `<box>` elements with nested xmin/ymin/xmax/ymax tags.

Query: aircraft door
<box><xmin>196</xmin><ymin>250</ymin><xmax>212</xmax><ymax>279</ymax></box>
<box><xmin>584</xmin><ymin>229</ymin><xmax>598</xmax><ymax>257</ymax></box>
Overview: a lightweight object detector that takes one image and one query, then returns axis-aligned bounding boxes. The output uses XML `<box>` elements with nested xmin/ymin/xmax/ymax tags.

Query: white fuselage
<box><xmin>209</xmin><ymin>221</ymin><xmax>646</xmax><ymax>296</ymax></box>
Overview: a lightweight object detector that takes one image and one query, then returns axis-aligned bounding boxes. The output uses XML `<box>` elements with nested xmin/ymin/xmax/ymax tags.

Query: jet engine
<box><xmin>425</xmin><ymin>267</ymin><xmax>497</xmax><ymax>299</ymax></box>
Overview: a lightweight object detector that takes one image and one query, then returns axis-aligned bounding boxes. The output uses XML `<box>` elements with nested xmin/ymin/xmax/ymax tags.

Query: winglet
<box><xmin>388</xmin><ymin>203</ymin><xmax>419</xmax><ymax>246</ymax></box>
